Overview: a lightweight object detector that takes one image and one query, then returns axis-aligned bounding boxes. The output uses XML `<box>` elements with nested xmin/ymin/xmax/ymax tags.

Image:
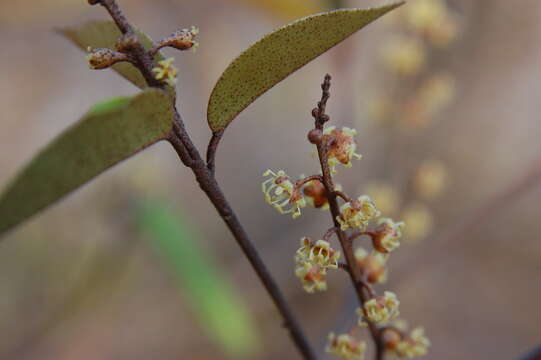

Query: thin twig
<box><xmin>312</xmin><ymin>74</ymin><xmax>384</xmax><ymax>360</ymax></box>
<box><xmin>91</xmin><ymin>1</ymin><xmax>318</xmax><ymax>358</ymax></box>
<box><xmin>333</xmin><ymin>190</ymin><xmax>351</xmax><ymax>203</ymax></box>
<box><xmin>519</xmin><ymin>344</ymin><xmax>541</xmax><ymax>360</ymax></box>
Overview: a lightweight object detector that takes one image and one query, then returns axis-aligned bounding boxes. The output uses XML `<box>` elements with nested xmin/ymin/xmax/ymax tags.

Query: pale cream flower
<box><xmin>323</xmin><ymin>126</ymin><xmax>362</xmax><ymax>172</ymax></box>
<box><xmin>295</xmin><ymin>237</ymin><xmax>340</xmax><ymax>270</ymax></box>
<box><xmin>358</xmin><ymin>291</ymin><xmax>400</xmax><ymax>324</ymax></box>
<box><xmin>295</xmin><ymin>261</ymin><xmax>327</xmax><ymax>293</ymax></box>
<box><xmin>393</xmin><ymin>327</ymin><xmax>431</xmax><ymax>358</ymax></box>
<box><xmin>262</xmin><ymin>169</ymin><xmax>306</xmax><ymax>219</ymax></box>
<box><xmin>326</xmin><ymin>333</ymin><xmax>367</xmax><ymax>360</ymax></box>
<box><xmin>373</xmin><ymin>218</ymin><xmax>405</xmax><ymax>254</ymax></box>
<box><xmin>337</xmin><ymin>195</ymin><xmax>380</xmax><ymax>231</ymax></box>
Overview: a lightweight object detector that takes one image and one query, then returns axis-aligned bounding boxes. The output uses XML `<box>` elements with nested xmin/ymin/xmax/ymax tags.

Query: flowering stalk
<box><xmin>311</xmin><ymin>75</ymin><xmax>387</xmax><ymax>359</ymax></box>
<box><xmin>262</xmin><ymin>75</ymin><xmax>429</xmax><ymax>360</ymax></box>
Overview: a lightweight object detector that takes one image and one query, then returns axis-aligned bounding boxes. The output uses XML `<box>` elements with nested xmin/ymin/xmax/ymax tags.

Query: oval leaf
<box><xmin>207</xmin><ymin>3</ymin><xmax>403</xmax><ymax>132</ymax></box>
<box><xmin>0</xmin><ymin>89</ymin><xmax>173</xmax><ymax>235</ymax></box>
<box><xmin>60</xmin><ymin>21</ymin><xmax>165</xmax><ymax>89</ymax></box>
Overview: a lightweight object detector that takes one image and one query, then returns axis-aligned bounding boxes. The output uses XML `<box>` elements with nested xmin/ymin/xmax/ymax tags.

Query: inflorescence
<box><xmin>86</xmin><ymin>25</ymin><xmax>199</xmax><ymax>87</ymax></box>
<box><xmin>261</xmin><ymin>75</ymin><xmax>429</xmax><ymax>359</ymax></box>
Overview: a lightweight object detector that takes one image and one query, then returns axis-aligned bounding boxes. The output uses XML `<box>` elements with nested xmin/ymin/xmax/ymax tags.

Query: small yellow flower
<box><xmin>262</xmin><ymin>169</ymin><xmax>306</xmax><ymax>218</ymax></box>
<box><xmin>326</xmin><ymin>333</ymin><xmax>367</xmax><ymax>360</ymax></box>
<box><xmin>323</xmin><ymin>126</ymin><xmax>362</xmax><ymax>172</ymax></box>
<box><xmin>337</xmin><ymin>195</ymin><xmax>380</xmax><ymax>231</ymax></box>
<box><xmin>152</xmin><ymin>57</ymin><xmax>178</xmax><ymax>86</ymax></box>
<box><xmin>295</xmin><ymin>261</ymin><xmax>327</xmax><ymax>293</ymax></box>
<box><xmin>358</xmin><ymin>291</ymin><xmax>400</xmax><ymax>324</ymax></box>
<box><xmin>382</xmin><ymin>35</ymin><xmax>426</xmax><ymax>76</ymax></box>
<box><xmin>373</xmin><ymin>218</ymin><xmax>405</xmax><ymax>254</ymax></box>
<box><xmin>296</xmin><ymin>237</ymin><xmax>340</xmax><ymax>269</ymax></box>
<box><xmin>393</xmin><ymin>327</ymin><xmax>431</xmax><ymax>358</ymax></box>
<box><xmin>295</xmin><ymin>238</ymin><xmax>340</xmax><ymax>292</ymax></box>
<box><xmin>355</xmin><ymin>247</ymin><xmax>388</xmax><ymax>284</ymax></box>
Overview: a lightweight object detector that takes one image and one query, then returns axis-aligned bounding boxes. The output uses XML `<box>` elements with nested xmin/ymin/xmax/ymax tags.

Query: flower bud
<box><xmin>355</xmin><ymin>247</ymin><xmax>388</xmax><ymax>284</ymax></box>
<box><xmin>307</xmin><ymin>129</ymin><xmax>323</xmax><ymax>144</ymax></box>
<box><xmin>381</xmin><ymin>327</ymin><xmax>402</xmax><ymax>351</ymax></box>
<box><xmin>372</xmin><ymin>218</ymin><xmax>404</xmax><ymax>254</ymax></box>
<box><xmin>86</xmin><ymin>47</ymin><xmax>126</xmax><ymax>69</ymax></box>
<box><xmin>158</xmin><ymin>26</ymin><xmax>199</xmax><ymax>51</ymax></box>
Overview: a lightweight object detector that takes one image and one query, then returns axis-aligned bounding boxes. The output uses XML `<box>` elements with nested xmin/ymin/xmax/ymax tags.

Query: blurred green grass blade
<box><xmin>138</xmin><ymin>199</ymin><xmax>261</xmax><ymax>358</ymax></box>
<box><xmin>207</xmin><ymin>3</ymin><xmax>403</xmax><ymax>132</ymax></box>
<box><xmin>0</xmin><ymin>89</ymin><xmax>173</xmax><ymax>235</ymax></box>
<box><xmin>60</xmin><ymin>20</ymin><xmax>165</xmax><ymax>89</ymax></box>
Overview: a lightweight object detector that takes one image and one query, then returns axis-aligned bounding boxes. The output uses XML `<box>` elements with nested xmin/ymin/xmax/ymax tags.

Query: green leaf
<box><xmin>138</xmin><ymin>198</ymin><xmax>261</xmax><ymax>358</ymax></box>
<box><xmin>207</xmin><ymin>3</ymin><xmax>403</xmax><ymax>132</ymax></box>
<box><xmin>0</xmin><ymin>89</ymin><xmax>173</xmax><ymax>235</ymax></box>
<box><xmin>60</xmin><ymin>20</ymin><xmax>165</xmax><ymax>89</ymax></box>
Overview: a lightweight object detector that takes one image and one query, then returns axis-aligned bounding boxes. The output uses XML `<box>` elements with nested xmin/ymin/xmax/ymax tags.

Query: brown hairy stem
<box><xmin>312</xmin><ymin>74</ymin><xmax>384</xmax><ymax>360</ymax></box>
<box><xmin>90</xmin><ymin>1</ymin><xmax>317</xmax><ymax>358</ymax></box>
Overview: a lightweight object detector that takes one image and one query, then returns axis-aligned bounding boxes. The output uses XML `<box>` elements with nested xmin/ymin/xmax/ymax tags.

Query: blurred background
<box><xmin>1</xmin><ymin>0</ymin><xmax>541</xmax><ymax>359</ymax></box>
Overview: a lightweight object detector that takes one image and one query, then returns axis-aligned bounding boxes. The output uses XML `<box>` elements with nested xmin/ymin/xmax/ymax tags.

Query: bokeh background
<box><xmin>1</xmin><ymin>0</ymin><xmax>541</xmax><ymax>359</ymax></box>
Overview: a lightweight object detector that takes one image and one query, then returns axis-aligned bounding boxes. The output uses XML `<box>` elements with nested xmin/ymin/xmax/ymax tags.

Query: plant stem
<box><xmin>312</xmin><ymin>74</ymin><xmax>384</xmax><ymax>360</ymax></box>
<box><xmin>91</xmin><ymin>1</ymin><xmax>317</xmax><ymax>358</ymax></box>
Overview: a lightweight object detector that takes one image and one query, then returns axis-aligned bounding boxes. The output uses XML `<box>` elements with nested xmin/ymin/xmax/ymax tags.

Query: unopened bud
<box><xmin>86</xmin><ymin>47</ymin><xmax>127</xmax><ymax>70</ymax></box>
<box><xmin>158</xmin><ymin>26</ymin><xmax>199</xmax><ymax>51</ymax></box>
<box><xmin>381</xmin><ymin>328</ymin><xmax>402</xmax><ymax>350</ymax></box>
<box><xmin>307</xmin><ymin>129</ymin><xmax>323</xmax><ymax>144</ymax></box>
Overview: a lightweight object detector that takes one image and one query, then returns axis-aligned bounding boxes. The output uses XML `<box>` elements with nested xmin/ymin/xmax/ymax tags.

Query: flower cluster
<box><xmin>326</xmin><ymin>333</ymin><xmax>367</xmax><ymax>360</ymax></box>
<box><xmin>323</xmin><ymin>126</ymin><xmax>362</xmax><ymax>172</ymax></box>
<box><xmin>261</xmin><ymin>75</ymin><xmax>429</xmax><ymax>359</ymax></box>
<box><xmin>384</xmin><ymin>327</ymin><xmax>431</xmax><ymax>358</ymax></box>
<box><xmin>152</xmin><ymin>57</ymin><xmax>179</xmax><ymax>86</ymax></box>
<box><xmin>372</xmin><ymin>218</ymin><xmax>405</xmax><ymax>253</ymax></box>
<box><xmin>336</xmin><ymin>196</ymin><xmax>380</xmax><ymax>231</ymax></box>
<box><xmin>262</xmin><ymin>170</ymin><xmax>306</xmax><ymax>219</ymax></box>
<box><xmin>355</xmin><ymin>247</ymin><xmax>388</xmax><ymax>284</ymax></box>
<box><xmin>294</xmin><ymin>237</ymin><xmax>340</xmax><ymax>293</ymax></box>
<box><xmin>358</xmin><ymin>291</ymin><xmax>400</xmax><ymax>324</ymax></box>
